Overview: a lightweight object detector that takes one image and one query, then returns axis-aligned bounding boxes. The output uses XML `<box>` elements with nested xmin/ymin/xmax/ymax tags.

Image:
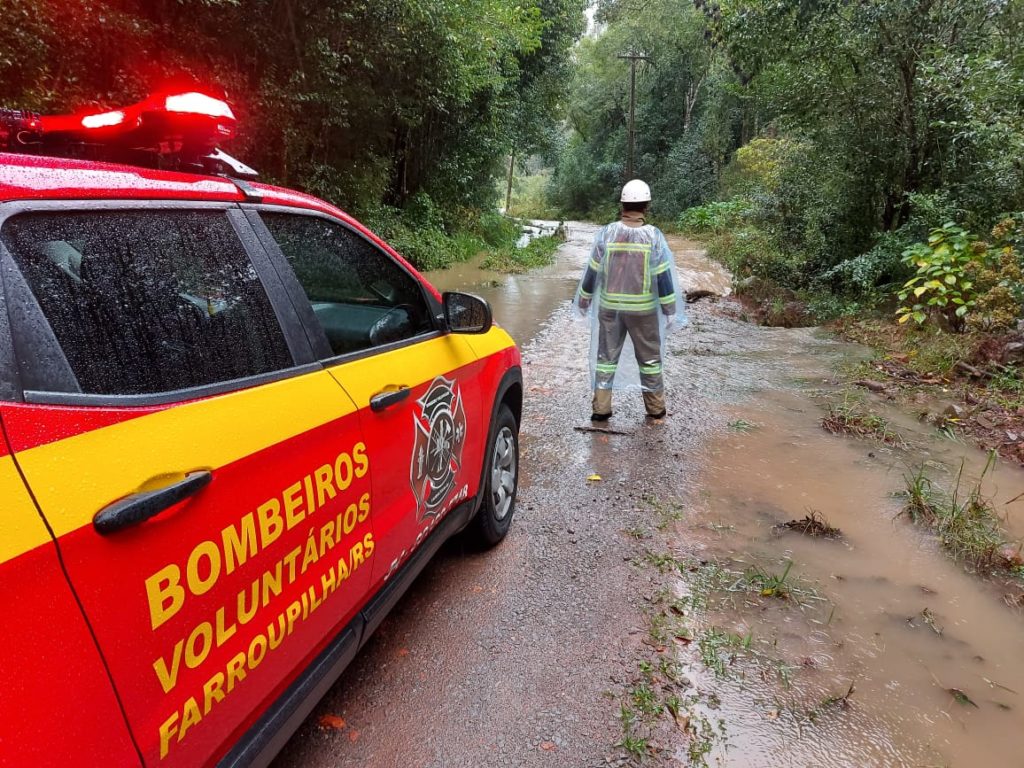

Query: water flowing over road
<box><xmin>274</xmin><ymin>224</ymin><xmax>1024</xmax><ymax>768</ymax></box>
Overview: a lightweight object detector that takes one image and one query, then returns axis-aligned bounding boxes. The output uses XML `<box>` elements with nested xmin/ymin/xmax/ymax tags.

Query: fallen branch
<box><xmin>853</xmin><ymin>379</ymin><xmax>888</xmax><ymax>393</ymax></box>
<box><xmin>955</xmin><ymin>361</ymin><xmax>992</xmax><ymax>380</ymax></box>
<box><xmin>574</xmin><ymin>426</ymin><xmax>633</xmax><ymax>436</ymax></box>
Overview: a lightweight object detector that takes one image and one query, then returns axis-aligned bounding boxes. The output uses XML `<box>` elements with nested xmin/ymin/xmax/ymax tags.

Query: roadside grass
<box><xmin>899</xmin><ymin>456</ymin><xmax>1023</xmax><ymax>578</ymax></box>
<box><xmin>615</xmin><ymin>634</ymin><xmax>726</xmax><ymax>767</ymax></box>
<box><xmin>642</xmin><ymin>493</ymin><xmax>686</xmax><ymax>531</ymax></box>
<box><xmin>697</xmin><ymin>627</ymin><xmax>750</xmax><ymax>678</ymax></box>
<box><xmin>821</xmin><ymin>396</ymin><xmax>907</xmax><ymax>448</ymax></box>
<box><xmin>741</xmin><ymin>560</ymin><xmax>797</xmax><ymax>600</ymax></box>
<box><xmin>620</xmin><ymin>496</ymin><xmax>838</xmax><ymax>765</ymax></box>
<box><xmin>480</xmin><ymin>235</ymin><xmax>560</xmax><ymax>273</ymax></box>
<box><xmin>989</xmin><ymin>369</ymin><xmax>1024</xmax><ymax>411</ymax></box>
<box><xmin>624</xmin><ymin>525</ymin><xmax>649</xmax><ymax>541</ymax></box>
<box><xmin>834</xmin><ymin>317</ymin><xmax>1024</xmax><ymax>465</ymax></box>
<box><xmin>728</xmin><ymin>418</ymin><xmax>759</xmax><ymax>433</ymax></box>
<box><xmin>835</xmin><ymin>318</ymin><xmax>975</xmax><ymax>379</ymax></box>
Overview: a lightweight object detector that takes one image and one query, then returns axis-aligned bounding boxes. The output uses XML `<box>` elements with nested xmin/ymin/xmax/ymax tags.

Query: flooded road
<box><xmin>423</xmin><ymin>223</ymin><xmax>732</xmax><ymax>346</ymax></box>
<box><xmin>274</xmin><ymin>223</ymin><xmax>1024</xmax><ymax>767</ymax></box>
<box><xmin>423</xmin><ymin>221</ymin><xmax>599</xmax><ymax>346</ymax></box>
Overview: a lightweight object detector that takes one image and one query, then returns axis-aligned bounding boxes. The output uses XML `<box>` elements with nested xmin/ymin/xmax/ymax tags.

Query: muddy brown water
<box><xmin>424</xmin><ymin>222</ymin><xmax>732</xmax><ymax>347</ymax></box>
<box><xmin>423</xmin><ymin>221</ymin><xmax>594</xmax><ymax>346</ymax></box>
<box><xmin>436</xmin><ymin>226</ymin><xmax>1024</xmax><ymax>765</ymax></box>
<box><xmin>669</xmin><ymin>302</ymin><xmax>1024</xmax><ymax>766</ymax></box>
<box><xmin>275</xmin><ymin>223</ymin><xmax>1024</xmax><ymax>767</ymax></box>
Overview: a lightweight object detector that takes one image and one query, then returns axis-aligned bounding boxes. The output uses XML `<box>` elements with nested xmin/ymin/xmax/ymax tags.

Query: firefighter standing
<box><xmin>575</xmin><ymin>179</ymin><xmax>683</xmax><ymax>420</ymax></box>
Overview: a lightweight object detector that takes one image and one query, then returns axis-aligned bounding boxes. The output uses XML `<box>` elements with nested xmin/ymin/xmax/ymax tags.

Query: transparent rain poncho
<box><xmin>572</xmin><ymin>220</ymin><xmax>687</xmax><ymax>393</ymax></box>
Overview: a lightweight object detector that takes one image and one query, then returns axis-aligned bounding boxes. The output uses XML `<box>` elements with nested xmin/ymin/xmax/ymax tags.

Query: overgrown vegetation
<box><xmin>899</xmin><ymin>457</ymin><xmax>1023</xmax><ymax>578</ymax></box>
<box><xmin>836</xmin><ymin>319</ymin><xmax>1024</xmax><ymax>464</ymax></box>
<box><xmin>0</xmin><ymin>0</ymin><xmax>585</xmax><ymax>270</ymax></box>
<box><xmin>549</xmin><ymin>0</ymin><xmax>1024</xmax><ymax>329</ymax></box>
<box><xmin>821</xmin><ymin>397</ymin><xmax>907</xmax><ymax>448</ymax></box>
<box><xmin>897</xmin><ymin>218</ymin><xmax>1024</xmax><ymax>332</ymax></box>
<box><xmin>480</xmin><ymin>235</ymin><xmax>561</xmax><ymax>274</ymax></box>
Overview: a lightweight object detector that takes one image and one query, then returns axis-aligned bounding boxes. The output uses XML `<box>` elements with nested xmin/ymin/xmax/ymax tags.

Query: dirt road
<box><xmin>274</xmin><ymin>225</ymin><xmax>1024</xmax><ymax>767</ymax></box>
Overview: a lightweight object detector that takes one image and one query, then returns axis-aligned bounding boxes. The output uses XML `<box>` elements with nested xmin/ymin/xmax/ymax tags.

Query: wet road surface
<box><xmin>273</xmin><ymin>224</ymin><xmax>1024</xmax><ymax>767</ymax></box>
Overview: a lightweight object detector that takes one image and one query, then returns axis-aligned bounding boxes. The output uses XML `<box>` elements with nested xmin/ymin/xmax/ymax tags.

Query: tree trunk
<box><xmin>505</xmin><ymin>151</ymin><xmax>515</xmax><ymax>214</ymax></box>
<box><xmin>683</xmin><ymin>74</ymin><xmax>705</xmax><ymax>134</ymax></box>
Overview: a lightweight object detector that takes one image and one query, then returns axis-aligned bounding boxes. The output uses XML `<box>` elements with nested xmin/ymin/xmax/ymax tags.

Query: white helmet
<box><xmin>621</xmin><ymin>179</ymin><xmax>652</xmax><ymax>203</ymax></box>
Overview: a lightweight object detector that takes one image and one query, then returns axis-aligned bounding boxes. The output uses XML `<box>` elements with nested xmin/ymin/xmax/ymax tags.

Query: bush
<box><xmin>720</xmin><ymin>137</ymin><xmax>797</xmax><ymax>197</ymax></box>
<box><xmin>817</xmin><ymin>230</ymin><xmax>915</xmax><ymax>298</ymax></box>
<box><xmin>678</xmin><ymin>198</ymin><xmax>753</xmax><ymax>234</ymax></box>
<box><xmin>706</xmin><ymin>226</ymin><xmax>800</xmax><ymax>286</ymax></box>
<box><xmin>896</xmin><ymin>219</ymin><xmax>1024</xmax><ymax>332</ymax></box>
<box><xmin>897</xmin><ymin>223</ymin><xmax>983</xmax><ymax>330</ymax></box>
<box><xmin>474</xmin><ymin>211</ymin><xmax>521</xmax><ymax>249</ymax></box>
<box><xmin>356</xmin><ymin>196</ymin><xmax>530</xmax><ymax>272</ymax></box>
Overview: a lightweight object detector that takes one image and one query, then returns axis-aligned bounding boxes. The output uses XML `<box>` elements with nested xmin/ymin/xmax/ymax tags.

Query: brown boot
<box><xmin>592</xmin><ymin>389</ymin><xmax>613</xmax><ymax>420</ymax></box>
<box><xmin>643</xmin><ymin>390</ymin><xmax>666</xmax><ymax>419</ymax></box>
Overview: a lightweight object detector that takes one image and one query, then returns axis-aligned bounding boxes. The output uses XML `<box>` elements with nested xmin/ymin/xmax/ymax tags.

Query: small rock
<box><xmin>976</xmin><ymin>411</ymin><xmax>998</xmax><ymax>429</ymax></box>
<box><xmin>1002</xmin><ymin>341</ymin><xmax>1024</xmax><ymax>364</ymax></box>
<box><xmin>998</xmin><ymin>544</ymin><xmax>1024</xmax><ymax>568</ymax></box>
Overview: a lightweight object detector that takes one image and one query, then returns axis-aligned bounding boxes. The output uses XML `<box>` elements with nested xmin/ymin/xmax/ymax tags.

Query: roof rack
<box><xmin>0</xmin><ymin>91</ymin><xmax>257</xmax><ymax>179</ymax></box>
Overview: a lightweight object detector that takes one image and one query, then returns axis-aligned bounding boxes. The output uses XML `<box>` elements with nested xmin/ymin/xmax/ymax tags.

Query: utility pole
<box><xmin>618</xmin><ymin>50</ymin><xmax>650</xmax><ymax>179</ymax></box>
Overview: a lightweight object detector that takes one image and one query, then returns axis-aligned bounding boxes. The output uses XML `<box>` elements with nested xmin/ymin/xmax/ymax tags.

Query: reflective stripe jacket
<box><xmin>578</xmin><ymin>215</ymin><xmax>676</xmax><ymax>314</ymax></box>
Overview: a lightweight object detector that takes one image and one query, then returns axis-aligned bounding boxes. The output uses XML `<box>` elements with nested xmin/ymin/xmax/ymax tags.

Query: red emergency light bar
<box><xmin>1</xmin><ymin>89</ymin><xmax>256</xmax><ymax>178</ymax></box>
<box><xmin>40</xmin><ymin>90</ymin><xmax>236</xmax><ymax>142</ymax></box>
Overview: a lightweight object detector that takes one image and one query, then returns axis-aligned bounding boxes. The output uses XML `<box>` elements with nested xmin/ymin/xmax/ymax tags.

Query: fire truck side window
<box><xmin>1</xmin><ymin>210</ymin><xmax>292</xmax><ymax>396</ymax></box>
<box><xmin>262</xmin><ymin>213</ymin><xmax>433</xmax><ymax>357</ymax></box>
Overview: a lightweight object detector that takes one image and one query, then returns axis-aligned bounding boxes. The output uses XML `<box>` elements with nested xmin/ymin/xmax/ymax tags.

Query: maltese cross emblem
<box><xmin>411</xmin><ymin>376</ymin><xmax>467</xmax><ymax>520</ymax></box>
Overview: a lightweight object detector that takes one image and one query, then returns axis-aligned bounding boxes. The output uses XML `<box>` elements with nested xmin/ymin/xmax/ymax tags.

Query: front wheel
<box><xmin>470</xmin><ymin>404</ymin><xmax>519</xmax><ymax>547</ymax></box>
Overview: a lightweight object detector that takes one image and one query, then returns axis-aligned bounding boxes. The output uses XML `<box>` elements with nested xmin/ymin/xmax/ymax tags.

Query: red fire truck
<box><xmin>0</xmin><ymin>89</ymin><xmax>521</xmax><ymax>767</ymax></box>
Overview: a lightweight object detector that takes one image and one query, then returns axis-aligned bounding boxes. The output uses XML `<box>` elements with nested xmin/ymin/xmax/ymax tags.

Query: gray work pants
<box><xmin>592</xmin><ymin>309</ymin><xmax>665</xmax><ymax>416</ymax></box>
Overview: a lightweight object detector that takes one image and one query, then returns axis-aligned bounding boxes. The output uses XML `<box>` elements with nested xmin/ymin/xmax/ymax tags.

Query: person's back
<box><xmin>574</xmin><ymin>180</ymin><xmax>686</xmax><ymax>420</ymax></box>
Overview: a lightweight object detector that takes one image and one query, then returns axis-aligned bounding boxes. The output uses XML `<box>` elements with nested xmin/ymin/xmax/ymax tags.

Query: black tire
<box><xmin>470</xmin><ymin>403</ymin><xmax>519</xmax><ymax>547</ymax></box>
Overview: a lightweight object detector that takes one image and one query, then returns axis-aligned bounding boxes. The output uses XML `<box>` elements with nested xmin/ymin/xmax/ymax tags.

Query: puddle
<box><xmin>674</xmin><ymin>304</ymin><xmax>1024</xmax><ymax>766</ymax></box>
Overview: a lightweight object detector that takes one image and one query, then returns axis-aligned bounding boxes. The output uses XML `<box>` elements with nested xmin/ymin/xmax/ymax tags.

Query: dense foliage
<box><xmin>548</xmin><ymin>0</ymin><xmax>741</xmax><ymax>220</ymax></box>
<box><xmin>0</xmin><ymin>0</ymin><xmax>585</xmax><ymax>268</ymax></box>
<box><xmin>552</xmin><ymin>0</ymin><xmax>1024</xmax><ymax>324</ymax></box>
<box><xmin>898</xmin><ymin>218</ymin><xmax>1024</xmax><ymax>331</ymax></box>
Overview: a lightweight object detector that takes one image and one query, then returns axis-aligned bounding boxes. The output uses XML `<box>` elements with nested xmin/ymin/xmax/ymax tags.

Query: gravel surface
<box><xmin>273</xmin><ymin>240</ymin><xmax>727</xmax><ymax>768</ymax></box>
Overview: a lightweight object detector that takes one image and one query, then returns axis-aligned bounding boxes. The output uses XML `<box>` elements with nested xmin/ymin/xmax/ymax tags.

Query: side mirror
<box><xmin>443</xmin><ymin>291</ymin><xmax>492</xmax><ymax>334</ymax></box>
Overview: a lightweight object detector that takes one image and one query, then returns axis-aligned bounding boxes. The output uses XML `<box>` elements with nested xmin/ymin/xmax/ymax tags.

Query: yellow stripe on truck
<box><xmin>15</xmin><ymin>370</ymin><xmax>359</xmax><ymax>542</ymax></box>
<box><xmin>330</xmin><ymin>334</ymin><xmax>479</xmax><ymax>406</ymax></box>
<box><xmin>0</xmin><ymin>457</ymin><xmax>53</xmax><ymax>563</ymax></box>
<box><xmin>10</xmin><ymin>332</ymin><xmax>515</xmax><ymax>548</ymax></box>
<box><xmin>460</xmin><ymin>326</ymin><xmax>516</xmax><ymax>363</ymax></box>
